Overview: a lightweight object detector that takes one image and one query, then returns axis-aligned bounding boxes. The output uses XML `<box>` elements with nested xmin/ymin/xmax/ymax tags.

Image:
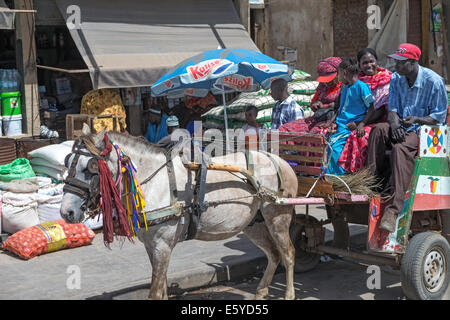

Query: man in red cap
<box><xmin>367</xmin><ymin>43</ymin><xmax>448</xmax><ymax>233</ymax></box>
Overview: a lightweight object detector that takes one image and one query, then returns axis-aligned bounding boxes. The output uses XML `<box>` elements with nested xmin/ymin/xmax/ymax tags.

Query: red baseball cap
<box><xmin>388</xmin><ymin>43</ymin><xmax>421</xmax><ymax>61</ymax></box>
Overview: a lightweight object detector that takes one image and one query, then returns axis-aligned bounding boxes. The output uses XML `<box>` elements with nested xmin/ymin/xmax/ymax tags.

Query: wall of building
<box><xmin>333</xmin><ymin>0</ymin><xmax>368</xmax><ymax>59</ymax></box>
<box><xmin>260</xmin><ymin>0</ymin><xmax>334</xmax><ymax>78</ymax></box>
<box><xmin>407</xmin><ymin>0</ymin><xmax>422</xmax><ymax>48</ymax></box>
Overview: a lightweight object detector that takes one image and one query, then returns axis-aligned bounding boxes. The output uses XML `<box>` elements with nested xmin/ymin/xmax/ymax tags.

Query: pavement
<box><xmin>0</xmin><ymin>205</ymin><xmax>369</xmax><ymax>300</ymax></box>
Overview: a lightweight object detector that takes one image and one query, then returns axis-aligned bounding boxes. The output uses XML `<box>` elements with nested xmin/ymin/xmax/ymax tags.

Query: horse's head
<box><xmin>60</xmin><ymin>124</ymin><xmax>109</xmax><ymax>223</ymax></box>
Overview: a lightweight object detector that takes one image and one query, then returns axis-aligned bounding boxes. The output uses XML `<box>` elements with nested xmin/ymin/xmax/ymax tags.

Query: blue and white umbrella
<box><xmin>151</xmin><ymin>48</ymin><xmax>292</xmax><ymax>149</ymax></box>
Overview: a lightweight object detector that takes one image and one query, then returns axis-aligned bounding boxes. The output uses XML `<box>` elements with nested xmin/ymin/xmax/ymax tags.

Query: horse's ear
<box><xmin>93</xmin><ymin>129</ymin><xmax>106</xmax><ymax>148</ymax></box>
<box><xmin>82</xmin><ymin>123</ymin><xmax>91</xmax><ymax>136</ymax></box>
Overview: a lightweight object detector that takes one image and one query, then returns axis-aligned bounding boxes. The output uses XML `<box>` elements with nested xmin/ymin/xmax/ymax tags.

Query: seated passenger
<box><xmin>238</xmin><ymin>105</ymin><xmax>267</xmax><ymax>150</ymax></box>
<box><xmin>337</xmin><ymin>48</ymin><xmax>392</xmax><ymax>173</ymax></box>
<box><xmin>270</xmin><ymin>79</ymin><xmax>304</xmax><ymax>130</ymax></box>
<box><xmin>326</xmin><ymin>58</ymin><xmax>377</xmax><ymax>175</ymax></box>
<box><xmin>277</xmin><ymin>58</ymin><xmax>343</xmax><ymax>166</ymax></box>
<box><xmin>279</xmin><ymin>57</ymin><xmax>343</xmax><ymax>135</ymax></box>
<box><xmin>367</xmin><ymin>43</ymin><xmax>447</xmax><ymax>232</ymax></box>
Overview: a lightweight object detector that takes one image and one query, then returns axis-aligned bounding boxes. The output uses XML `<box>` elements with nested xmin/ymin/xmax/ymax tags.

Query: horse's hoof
<box><xmin>254</xmin><ymin>288</ymin><xmax>269</xmax><ymax>300</ymax></box>
<box><xmin>285</xmin><ymin>292</ymin><xmax>295</xmax><ymax>300</ymax></box>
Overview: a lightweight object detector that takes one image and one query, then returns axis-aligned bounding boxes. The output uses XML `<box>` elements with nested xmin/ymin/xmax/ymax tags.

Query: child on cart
<box><xmin>325</xmin><ymin>58</ymin><xmax>380</xmax><ymax>175</ymax></box>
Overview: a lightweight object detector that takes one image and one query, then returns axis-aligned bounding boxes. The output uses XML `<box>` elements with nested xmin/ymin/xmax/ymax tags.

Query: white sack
<box><xmin>1</xmin><ymin>192</ymin><xmax>39</xmax><ymax>234</ymax></box>
<box><xmin>36</xmin><ymin>184</ymin><xmax>64</xmax><ymax>223</ymax></box>
<box><xmin>28</xmin><ymin>143</ymin><xmax>72</xmax><ymax>167</ymax></box>
<box><xmin>37</xmin><ymin>183</ymin><xmax>64</xmax><ymax>196</ymax></box>
<box><xmin>60</xmin><ymin>140</ymin><xmax>75</xmax><ymax>148</ymax></box>
<box><xmin>30</xmin><ymin>158</ymin><xmax>67</xmax><ymax>171</ymax></box>
<box><xmin>32</xmin><ymin>165</ymin><xmax>67</xmax><ymax>181</ymax></box>
<box><xmin>25</xmin><ymin>177</ymin><xmax>53</xmax><ymax>188</ymax></box>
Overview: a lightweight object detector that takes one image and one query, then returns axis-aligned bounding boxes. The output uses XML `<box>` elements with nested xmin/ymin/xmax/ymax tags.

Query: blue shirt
<box><xmin>336</xmin><ymin>80</ymin><xmax>374</xmax><ymax>132</ymax></box>
<box><xmin>271</xmin><ymin>96</ymin><xmax>304</xmax><ymax>129</ymax></box>
<box><xmin>388</xmin><ymin>66</ymin><xmax>448</xmax><ymax>133</ymax></box>
<box><xmin>145</xmin><ymin>114</ymin><xmax>169</xmax><ymax>143</ymax></box>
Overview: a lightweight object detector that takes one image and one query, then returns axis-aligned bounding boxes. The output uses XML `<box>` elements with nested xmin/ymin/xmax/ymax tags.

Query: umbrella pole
<box><xmin>222</xmin><ymin>90</ymin><xmax>231</xmax><ymax>154</ymax></box>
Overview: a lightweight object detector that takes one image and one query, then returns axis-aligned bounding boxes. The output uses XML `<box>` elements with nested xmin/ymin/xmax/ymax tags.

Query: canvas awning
<box><xmin>54</xmin><ymin>0</ymin><xmax>259</xmax><ymax>90</ymax></box>
<box><xmin>0</xmin><ymin>0</ymin><xmax>15</xmax><ymax>29</ymax></box>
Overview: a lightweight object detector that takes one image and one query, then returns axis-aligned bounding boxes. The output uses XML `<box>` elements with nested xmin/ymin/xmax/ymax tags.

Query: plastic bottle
<box><xmin>4</xmin><ymin>70</ymin><xmax>10</xmax><ymax>92</ymax></box>
<box><xmin>2</xmin><ymin>69</ymin><xmax>8</xmax><ymax>93</ymax></box>
<box><xmin>11</xmin><ymin>69</ymin><xmax>18</xmax><ymax>91</ymax></box>
<box><xmin>0</xmin><ymin>69</ymin><xmax>5</xmax><ymax>93</ymax></box>
<box><xmin>4</xmin><ymin>69</ymin><xmax>18</xmax><ymax>92</ymax></box>
<box><xmin>7</xmin><ymin>69</ymin><xmax>14</xmax><ymax>92</ymax></box>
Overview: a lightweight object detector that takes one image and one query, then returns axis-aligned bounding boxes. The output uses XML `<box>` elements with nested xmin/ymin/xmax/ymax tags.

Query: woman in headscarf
<box><xmin>277</xmin><ymin>57</ymin><xmax>343</xmax><ymax>167</ymax></box>
<box><xmin>337</xmin><ymin>48</ymin><xmax>392</xmax><ymax>173</ymax></box>
<box><xmin>279</xmin><ymin>57</ymin><xmax>343</xmax><ymax>134</ymax></box>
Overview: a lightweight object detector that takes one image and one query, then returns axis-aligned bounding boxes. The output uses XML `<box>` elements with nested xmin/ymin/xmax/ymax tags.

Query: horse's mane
<box><xmin>106</xmin><ymin>131</ymin><xmax>165</xmax><ymax>156</ymax></box>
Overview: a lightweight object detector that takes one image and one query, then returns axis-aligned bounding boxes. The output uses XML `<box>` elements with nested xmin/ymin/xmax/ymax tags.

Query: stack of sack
<box><xmin>1</xmin><ymin>177</ymin><xmax>62</xmax><ymax>234</ymax></box>
<box><xmin>0</xmin><ymin>177</ymin><xmax>99</xmax><ymax>259</ymax></box>
<box><xmin>202</xmin><ymin>70</ymin><xmax>318</xmax><ymax>130</ymax></box>
<box><xmin>1</xmin><ymin>176</ymin><xmax>103</xmax><ymax>236</ymax></box>
<box><xmin>28</xmin><ymin>141</ymin><xmax>74</xmax><ymax>181</ymax></box>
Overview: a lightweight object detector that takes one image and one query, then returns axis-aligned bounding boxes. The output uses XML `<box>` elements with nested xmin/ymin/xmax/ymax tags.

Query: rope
<box><xmin>200</xmin><ymin>193</ymin><xmax>260</xmax><ymax>208</ymax></box>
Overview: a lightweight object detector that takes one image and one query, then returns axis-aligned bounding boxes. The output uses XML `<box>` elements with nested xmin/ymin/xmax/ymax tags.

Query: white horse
<box><xmin>60</xmin><ymin>126</ymin><xmax>299</xmax><ymax>300</ymax></box>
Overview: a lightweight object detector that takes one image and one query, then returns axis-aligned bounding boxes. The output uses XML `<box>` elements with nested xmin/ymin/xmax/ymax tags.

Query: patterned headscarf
<box><xmin>317</xmin><ymin>57</ymin><xmax>342</xmax><ymax>82</ymax></box>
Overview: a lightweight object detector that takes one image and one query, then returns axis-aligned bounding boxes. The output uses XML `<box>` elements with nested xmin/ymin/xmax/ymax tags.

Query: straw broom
<box><xmin>326</xmin><ymin>168</ymin><xmax>384</xmax><ymax>197</ymax></box>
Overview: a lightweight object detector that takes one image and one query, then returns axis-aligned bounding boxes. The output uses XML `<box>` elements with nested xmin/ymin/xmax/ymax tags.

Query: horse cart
<box><xmin>256</xmin><ymin>123</ymin><xmax>450</xmax><ymax>300</ymax></box>
<box><xmin>60</xmin><ymin>121</ymin><xmax>448</xmax><ymax>300</ymax></box>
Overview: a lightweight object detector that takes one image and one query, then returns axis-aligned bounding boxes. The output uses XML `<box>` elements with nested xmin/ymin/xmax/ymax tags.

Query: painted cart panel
<box><xmin>368</xmin><ymin>125</ymin><xmax>450</xmax><ymax>254</ymax></box>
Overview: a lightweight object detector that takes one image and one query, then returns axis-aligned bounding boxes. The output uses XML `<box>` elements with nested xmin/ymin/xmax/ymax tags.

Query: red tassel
<box><xmin>98</xmin><ymin>134</ymin><xmax>132</xmax><ymax>246</ymax></box>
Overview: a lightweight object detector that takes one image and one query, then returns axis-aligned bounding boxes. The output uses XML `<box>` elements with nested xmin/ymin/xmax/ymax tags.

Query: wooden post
<box><xmin>127</xmin><ymin>105</ymin><xmax>143</xmax><ymax>136</ymax></box>
<box><xmin>422</xmin><ymin>0</ymin><xmax>430</xmax><ymax>67</ymax></box>
<box><xmin>14</xmin><ymin>0</ymin><xmax>40</xmax><ymax>137</ymax></box>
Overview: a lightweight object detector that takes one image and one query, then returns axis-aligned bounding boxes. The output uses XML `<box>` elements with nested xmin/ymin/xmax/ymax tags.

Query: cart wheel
<box><xmin>400</xmin><ymin>232</ymin><xmax>450</xmax><ymax>300</ymax></box>
<box><xmin>289</xmin><ymin>214</ymin><xmax>321</xmax><ymax>273</ymax></box>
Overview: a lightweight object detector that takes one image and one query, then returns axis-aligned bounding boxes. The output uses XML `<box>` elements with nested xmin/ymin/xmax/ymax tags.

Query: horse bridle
<box><xmin>63</xmin><ymin>137</ymin><xmax>103</xmax><ymax>213</ymax></box>
<box><xmin>63</xmin><ymin>132</ymin><xmax>188</xmax><ymax>228</ymax></box>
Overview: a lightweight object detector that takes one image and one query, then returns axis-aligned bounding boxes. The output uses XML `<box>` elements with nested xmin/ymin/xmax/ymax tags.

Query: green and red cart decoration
<box><xmin>369</xmin><ymin>125</ymin><xmax>450</xmax><ymax>253</ymax></box>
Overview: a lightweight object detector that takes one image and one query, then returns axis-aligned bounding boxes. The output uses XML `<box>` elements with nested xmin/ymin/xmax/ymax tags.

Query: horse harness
<box><xmin>63</xmin><ymin>136</ymin><xmax>285</xmax><ymax>240</ymax></box>
<box><xmin>63</xmin><ymin>137</ymin><xmax>102</xmax><ymax>214</ymax></box>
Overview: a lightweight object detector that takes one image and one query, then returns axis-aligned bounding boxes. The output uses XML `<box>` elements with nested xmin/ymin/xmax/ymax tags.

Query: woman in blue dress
<box><xmin>326</xmin><ymin>58</ymin><xmax>376</xmax><ymax>175</ymax></box>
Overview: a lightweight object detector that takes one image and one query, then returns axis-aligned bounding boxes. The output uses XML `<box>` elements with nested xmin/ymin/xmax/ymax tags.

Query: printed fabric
<box><xmin>80</xmin><ymin>89</ymin><xmax>127</xmax><ymax>133</ymax></box>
